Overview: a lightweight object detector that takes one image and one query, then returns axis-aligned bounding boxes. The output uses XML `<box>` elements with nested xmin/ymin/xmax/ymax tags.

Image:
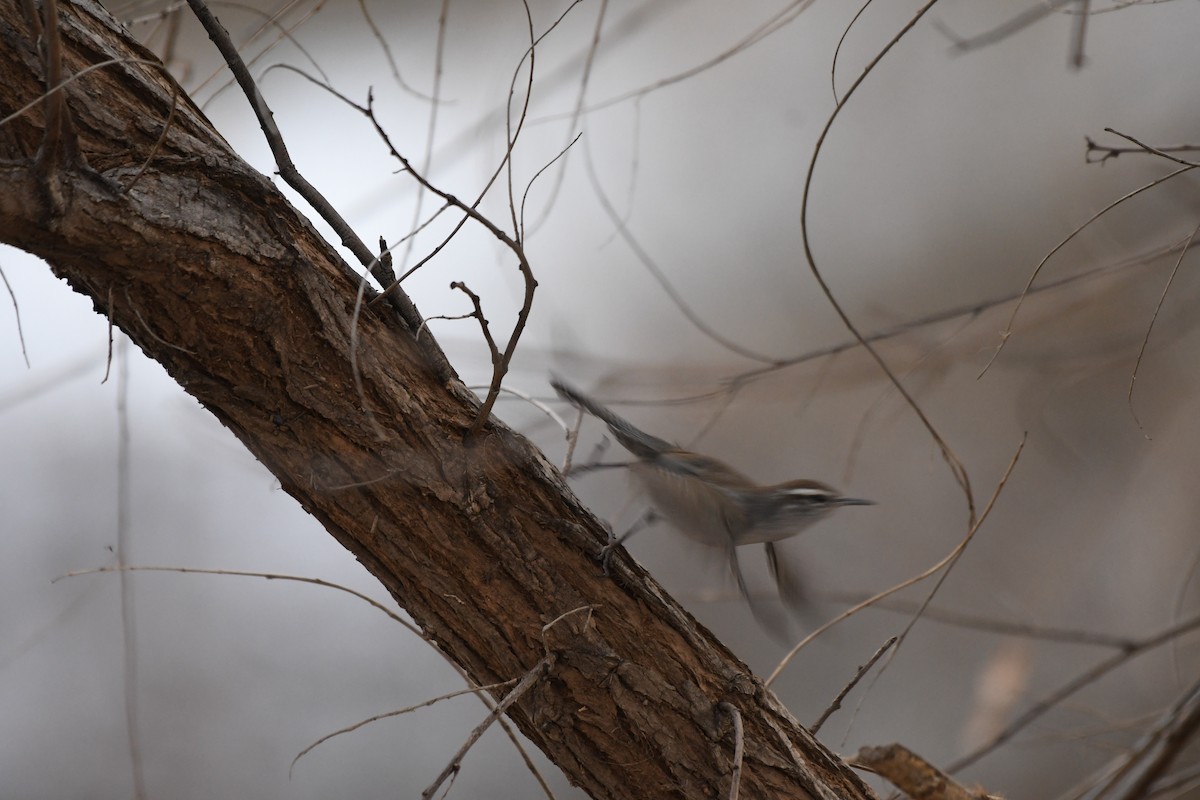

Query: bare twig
<box><xmin>56</xmin><ymin>564</ymin><xmax>556</xmax><ymax>798</ymax></box>
<box><xmin>883</xmin><ymin>434</ymin><xmax>1025</xmax><ymax>663</ymax></box>
<box><xmin>934</xmin><ymin>0</ymin><xmax>1076</xmax><ymax>54</ymax></box>
<box><xmin>182</xmin><ymin>0</ymin><xmax>453</xmax><ymax>381</ymax></box>
<box><xmin>36</xmin><ymin>0</ymin><xmax>80</xmax><ymax>182</ymax></box>
<box><xmin>831</xmin><ymin>0</ymin><xmax>875</xmax><ymax>104</ymax></box>
<box><xmin>717</xmin><ymin>702</ymin><xmax>744</xmax><ymax>800</ymax></box>
<box><xmin>119</xmin><ymin>79</ymin><xmax>179</xmax><ymax>195</ymax></box>
<box><xmin>193</xmin><ymin>2</ymin><xmax>329</xmax><ymax>109</ymax></box>
<box><xmin>393</xmin><ymin>0</ymin><xmax>450</xmax><ymax>276</ymax></box>
<box><xmin>354</xmin><ymin>0</ymin><xmax>438</xmax><ymax>101</ymax></box>
<box><xmin>184</xmin><ymin>0</ymin><xmax>371</xmax><ymax>271</ymax></box>
<box><xmin>1104</xmin><ymin>128</ymin><xmax>1200</xmax><ymax>169</ymax></box>
<box><xmin>798</xmin><ymin>0</ymin><xmax>977</xmax><ymax>528</ymax></box>
<box><xmin>1086</xmin><ymin>136</ymin><xmax>1200</xmax><ymax>166</ymax></box>
<box><xmin>359</xmin><ymin>89</ymin><xmax>540</xmax><ymax>434</ymax></box>
<box><xmin>979</xmin><ymin>165</ymin><xmax>1194</xmax><ymax>378</ymax></box>
<box><xmin>57</xmin><ymin>564</ymin><xmax>424</xmax><ymax>633</ymax></box>
<box><xmin>523</xmin><ymin>0</ymin><xmax>607</xmax><ymax>235</ymax></box>
<box><xmin>290</xmin><ymin>678</ymin><xmax>520</xmax><ymax>776</ymax></box>
<box><xmin>581</xmin><ymin>138</ymin><xmax>780</xmax><ymax>365</ymax></box>
<box><xmin>124</xmin><ymin>288</ymin><xmax>196</xmax><ymax>353</ymax></box>
<box><xmin>766</xmin><ymin>435</ymin><xmax>1024</xmax><ymax>687</ymax></box>
<box><xmin>1127</xmin><ymin>218</ymin><xmax>1200</xmax><ymax>435</ymax></box>
<box><xmin>821</xmin><ymin>593</ymin><xmax>1139</xmax><ymax>650</ymax></box>
<box><xmin>1069</xmin><ymin>0</ymin><xmax>1090</xmax><ymax>69</ymax></box>
<box><xmin>0</xmin><ymin>265</ymin><xmax>30</xmax><ymax>368</ymax></box>
<box><xmin>1093</xmin><ymin>678</ymin><xmax>1200</xmax><ymax>800</ymax></box>
<box><xmin>420</xmin><ymin>655</ymin><xmax>553</xmax><ymax>800</ymax></box>
<box><xmin>113</xmin><ymin>336</ymin><xmax>146</xmax><ymax>800</ymax></box>
<box><xmin>541</xmin><ymin>0</ymin><xmax>817</xmax><ymax>119</ymax></box>
<box><xmin>811</xmin><ymin>637</ymin><xmax>897</xmax><ymax>735</ymax></box>
<box><xmin>947</xmin><ymin>614</ymin><xmax>1200</xmax><ymax>774</ymax></box>
<box><xmin>519</xmin><ymin>131</ymin><xmax>583</xmax><ymax>241</ymax></box>
<box><xmin>462</xmin><ymin>384</ymin><xmax>569</xmax><ymax>432</ymax></box>
<box><xmin>450</xmin><ymin>281</ymin><xmax>499</xmax><ymax>365</ymax></box>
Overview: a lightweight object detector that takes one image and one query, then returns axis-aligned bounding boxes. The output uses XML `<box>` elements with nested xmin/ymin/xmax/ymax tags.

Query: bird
<box><xmin>552</xmin><ymin>377</ymin><xmax>872</xmax><ymax>637</ymax></box>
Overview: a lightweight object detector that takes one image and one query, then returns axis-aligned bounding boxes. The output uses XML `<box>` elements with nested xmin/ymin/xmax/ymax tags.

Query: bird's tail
<box><xmin>550</xmin><ymin>377</ymin><xmax>674</xmax><ymax>461</ymax></box>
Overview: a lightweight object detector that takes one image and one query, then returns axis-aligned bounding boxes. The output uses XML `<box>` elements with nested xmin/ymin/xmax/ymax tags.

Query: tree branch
<box><xmin>0</xmin><ymin>2</ymin><xmax>873</xmax><ymax>798</ymax></box>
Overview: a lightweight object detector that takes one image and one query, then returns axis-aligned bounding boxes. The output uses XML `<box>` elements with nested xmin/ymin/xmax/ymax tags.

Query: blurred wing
<box><xmin>765</xmin><ymin>541</ymin><xmax>808</xmax><ymax>611</ymax></box>
<box><xmin>728</xmin><ymin>544</ymin><xmax>793</xmax><ymax>644</ymax></box>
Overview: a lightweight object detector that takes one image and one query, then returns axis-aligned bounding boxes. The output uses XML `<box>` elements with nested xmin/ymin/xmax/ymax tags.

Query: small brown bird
<box><xmin>553</xmin><ymin>378</ymin><xmax>872</xmax><ymax>636</ymax></box>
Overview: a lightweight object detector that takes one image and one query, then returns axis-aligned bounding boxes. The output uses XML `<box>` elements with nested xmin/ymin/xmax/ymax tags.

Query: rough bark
<box><xmin>0</xmin><ymin>2</ymin><xmax>875</xmax><ymax>798</ymax></box>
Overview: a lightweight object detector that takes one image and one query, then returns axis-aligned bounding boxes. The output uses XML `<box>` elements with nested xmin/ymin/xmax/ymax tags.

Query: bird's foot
<box><xmin>598</xmin><ymin>538</ymin><xmax>619</xmax><ymax>576</ymax></box>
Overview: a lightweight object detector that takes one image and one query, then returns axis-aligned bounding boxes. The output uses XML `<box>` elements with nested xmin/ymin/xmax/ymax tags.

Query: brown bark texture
<box><xmin>0</xmin><ymin>2</ymin><xmax>875</xmax><ymax>798</ymax></box>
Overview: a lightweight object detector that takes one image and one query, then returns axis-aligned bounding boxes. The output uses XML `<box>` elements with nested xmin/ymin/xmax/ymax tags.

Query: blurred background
<box><xmin>2</xmin><ymin>0</ymin><xmax>1198</xmax><ymax>797</ymax></box>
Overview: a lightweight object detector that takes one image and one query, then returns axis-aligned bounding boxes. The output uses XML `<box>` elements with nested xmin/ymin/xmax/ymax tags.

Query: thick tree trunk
<box><xmin>0</xmin><ymin>2</ymin><xmax>874</xmax><ymax>798</ymax></box>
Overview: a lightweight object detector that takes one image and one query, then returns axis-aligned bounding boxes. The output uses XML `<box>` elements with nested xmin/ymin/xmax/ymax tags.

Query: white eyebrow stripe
<box><xmin>785</xmin><ymin>487</ymin><xmax>833</xmax><ymax>497</ymax></box>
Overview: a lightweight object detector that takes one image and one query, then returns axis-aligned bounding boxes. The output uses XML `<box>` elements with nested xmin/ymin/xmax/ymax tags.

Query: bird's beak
<box><xmin>838</xmin><ymin>497</ymin><xmax>875</xmax><ymax>507</ymax></box>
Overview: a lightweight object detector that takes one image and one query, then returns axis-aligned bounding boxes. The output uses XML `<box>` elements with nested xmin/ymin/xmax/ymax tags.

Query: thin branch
<box><xmin>354</xmin><ymin>0</ymin><xmax>438</xmax><ymax>102</ymax></box>
<box><xmin>37</xmin><ymin>0</ymin><xmax>80</xmax><ymax>183</ymax></box>
<box><xmin>519</xmin><ymin>131</ymin><xmax>583</xmax><ymax>242</ymax></box>
<box><xmin>415</xmin><ymin>312</ymin><xmax>474</xmax><ymax>339</ymax></box>
<box><xmin>0</xmin><ymin>264</ymin><xmax>30</xmax><ymax>368</ymax></box>
<box><xmin>182</xmin><ymin>0</ymin><xmax>452</xmax><ymax>381</ymax></box>
<box><xmin>1070</xmin><ymin>0</ymin><xmax>1090</xmax><ymax>69</ymax></box>
<box><xmin>185</xmin><ymin>0</ymin><xmax>371</xmax><ymax>265</ymax></box>
<box><xmin>540</xmin><ymin>0</ymin><xmax>817</xmax><ymax>119</ymax></box>
<box><xmin>0</xmin><ymin>56</ymin><xmax>168</xmax><ymax>138</ymax></box>
<box><xmin>463</xmin><ymin>384</ymin><xmax>569</xmax><ymax>433</ymax></box>
<box><xmin>125</xmin><ymin>288</ymin><xmax>196</xmax><ymax>353</ymax></box>
<box><xmin>450</xmin><ymin>281</ymin><xmax>499</xmax><ymax>365</ymax></box>
<box><xmin>831</xmin><ymin>0</ymin><xmax>875</xmax><ymax>104</ymax></box>
<box><xmin>978</xmin><ymin>165</ymin><xmax>1194</xmax><ymax>377</ymax></box>
<box><xmin>421</xmin><ymin>655</ymin><xmax>553</xmax><ymax>800</ymax></box>
<box><xmin>725</xmin><ymin>237</ymin><xmax>1184</xmax><ymax>390</ymax></box>
<box><xmin>581</xmin><ymin>136</ymin><xmax>780</xmax><ymax>365</ymax></box>
<box><xmin>810</xmin><ymin>637</ymin><xmax>896</xmax><ymax>735</ymax></box>
<box><xmin>766</xmin><ymin>435</ymin><xmax>1024</xmax><ymax>687</ymax></box>
<box><xmin>291</xmin><ymin>678</ymin><xmax>520</xmax><ymax>776</ymax></box>
<box><xmin>393</xmin><ymin>0</ymin><xmax>449</xmax><ymax>276</ymax></box>
<box><xmin>1127</xmin><ymin>218</ymin><xmax>1200</xmax><ymax>435</ymax></box>
<box><xmin>57</xmin><ymin>564</ymin><xmax>423</xmax><ymax>634</ymax></box>
<box><xmin>797</xmin><ymin>0</ymin><xmax>977</xmax><ymax>527</ymax></box>
<box><xmin>359</xmin><ymin>92</ymin><xmax>538</xmax><ymax>434</ymax></box>
<box><xmin>1104</xmin><ymin>127</ymin><xmax>1200</xmax><ymax>169</ymax></box>
<box><xmin>934</xmin><ymin>0</ymin><xmax>1075</xmax><ymax>54</ymax></box>
<box><xmin>523</xmin><ymin>0</ymin><xmax>607</xmax><ymax>235</ymax></box>
<box><xmin>192</xmin><ymin>1</ymin><xmax>327</xmax><ymax>108</ymax></box>
<box><xmin>1086</xmin><ymin>136</ymin><xmax>1200</xmax><ymax>165</ymax></box>
<box><xmin>821</xmin><ymin>593</ymin><xmax>1139</xmax><ymax>650</ymax></box>
<box><xmin>1098</xmin><ymin>679</ymin><xmax>1200</xmax><ymax>800</ymax></box>
<box><xmin>717</xmin><ymin>702</ymin><xmax>744</xmax><ymax>800</ymax></box>
<box><xmin>884</xmin><ymin>434</ymin><xmax>1026</xmax><ymax>667</ymax></box>
<box><xmin>119</xmin><ymin>79</ymin><xmax>179</xmax><ymax>195</ymax></box>
<box><xmin>114</xmin><ymin>336</ymin><xmax>147</xmax><ymax>800</ymax></box>
<box><xmin>947</xmin><ymin>614</ymin><xmax>1200</xmax><ymax>774</ymax></box>
<box><xmin>101</xmin><ymin>288</ymin><xmax>114</xmax><ymax>382</ymax></box>
<box><xmin>56</xmin><ymin>564</ymin><xmax>556</xmax><ymax>798</ymax></box>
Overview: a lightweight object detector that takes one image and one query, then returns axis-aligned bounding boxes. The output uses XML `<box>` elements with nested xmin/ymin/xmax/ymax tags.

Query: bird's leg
<box><xmin>599</xmin><ymin>508</ymin><xmax>658</xmax><ymax>575</ymax></box>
